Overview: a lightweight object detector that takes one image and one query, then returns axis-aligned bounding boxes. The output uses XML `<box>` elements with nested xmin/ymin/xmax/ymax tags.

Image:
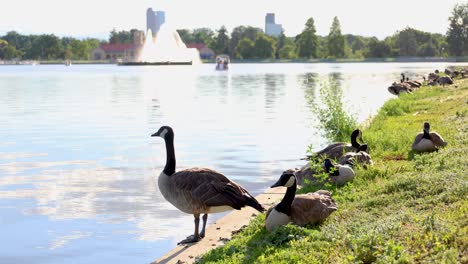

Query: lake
<box><xmin>0</xmin><ymin>62</ymin><xmax>465</xmax><ymax>263</ymax></box>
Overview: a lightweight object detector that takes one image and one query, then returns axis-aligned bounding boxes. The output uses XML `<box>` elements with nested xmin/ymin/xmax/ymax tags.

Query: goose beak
<box><xmin>270</xmin><ymin>180</ymin><xmax>282</xmax><ymax>188</ymax></box>
<box><xmin>151</xmin><ymin>132</ymin><xmax>159</xmax><ymax>137</ymax></box>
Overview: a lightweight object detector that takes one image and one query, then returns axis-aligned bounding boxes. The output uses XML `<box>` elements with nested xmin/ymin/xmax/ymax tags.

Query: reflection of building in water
<box><xmin>265</xmin><ymin>13</ymin><xmax>283</xmax><ymax>37</ymax></box>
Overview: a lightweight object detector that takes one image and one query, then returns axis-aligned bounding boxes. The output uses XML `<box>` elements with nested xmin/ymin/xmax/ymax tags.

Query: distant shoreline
<box><xmin>1</xmin><ymin>57</ymin><xmax>467</xmax><ymax>65</ymax></box>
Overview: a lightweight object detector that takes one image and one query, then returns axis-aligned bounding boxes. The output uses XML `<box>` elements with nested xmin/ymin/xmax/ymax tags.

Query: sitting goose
<box><xmin>265</xmin><ymin>172</ymin><xmax>337</xmax><ymax>231</ymax></box>
<box><xmin>411</xmin><ymin>122</ymin><xmax>447</xmax><ymax>152</ymax></box>
<box><xmin>338</xmin><ymin>144</ymin><xmax>374</xmax><ymax>168</ymax></box>
<box><xmin>304</xmin><ymin>129</ymin><xmax>367</xmax><ymax>160</ymax></box>
<box><xmin>152</xmin><ymin>126</ymin><xmax>265</xmax><ymax>244</ymax></box>
<box><xmin>323</xmin><ymin>158</ymin><xmax>355</xmax><ymax>186</ymax></box>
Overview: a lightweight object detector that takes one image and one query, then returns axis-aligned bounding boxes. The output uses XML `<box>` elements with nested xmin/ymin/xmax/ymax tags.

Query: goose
<box><xmin>411</xmin><ymin>122</ymin><xmax>447</xmax><ymax>152</ymax></box>
<box><xmin>151</xmin><ymin>126</ymin><xmax>265</xmax><ymax>244</ymax></box>
<box><xmin>323</xmin><ymin>158</ymin><xmax>355</xmax><ymax>186</ymax></box>
<box><xmin>338</xmin><ymin>144</ymin><xmax>373</xmax><ymax>168</ymax></box>
<box><xmin>388</xmin><ymin>82</ymin><xmax>413</xmax><ymax>96</ymax></box>
<box><xmin>303</xmin><ymin>129</ymin><xmax>367</xmax><ymax>160</ymax></box>
<box><xmin>265</xmin><ymin>172</ymin><xmax>337</xmax><ymax>231</ymax></box>
<box><xmin>437</xmin><ymin>76</ymin><xmax>454</xmax><ymax>86</ymax></box>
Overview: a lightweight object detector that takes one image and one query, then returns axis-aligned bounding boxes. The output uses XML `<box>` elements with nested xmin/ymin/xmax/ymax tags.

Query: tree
<box><xmin>446</xmin><ymin>3</ymin><xmax>468</xmax><ymax>56</ymax></box>
<box><xmin>396</xmin><ymin>28</ymin><xmax>419</xmax><ymax>56</ymax></box>
<box><xmin>296</xmin><ymin>17</ymin><xmax>319</xmax><ymax>58</ymax></box>
<box><xmin>0</xmin><ymin>39</ymin><xmax>23</xmax><ymax>59</ymax></box>
<box><xmin>236</xmin><ymin>38</ymin><xmax>255</xmax><ymax>59</ymax></box>
<box><xmin>366</xmin><ymin>37</ymin><xmax>392</xmax><ymax>58</ymax></box>
<box><xmin>230</xmin><ymin>26</ymin><xmax>263</xmax><ymax>58</ymax></box>
<box><xmin>278</xmin><ymin>44</ymin><xmax>297</xmax><ymax>59</ymax></box>
<box><xmin>327</xmin><ymin>16</ymin><xmax>345</xmax><ymax>58</ymax></box>
<box><xmin>30</xmin><ymin>34</ymin><xmax>62</xmax><ymax>59</ymax></box>
<box><xmin>193</xmin><ymin>28</ymin><xmax>214</xmax><ymax>45</ymax></box>
<box><xmin>253</xmin><ymin>34</ymin><xmax>276</xmax><ymax>59</ymax></box>
<box><xmin>210</xmin><ymin>26</ymin><xmax>230</xmax><ymax>55</ymax></box>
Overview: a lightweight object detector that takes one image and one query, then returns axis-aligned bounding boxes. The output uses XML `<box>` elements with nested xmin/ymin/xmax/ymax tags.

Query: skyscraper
<box><xmin>265</xmin><ymin>13</ymin><xmax>282</xmax><ymax>37</ymax></box>
<box><xmin>146</xmin><ymin>8</ymin><xmax>166</xmax><ymax>35</ymax></box>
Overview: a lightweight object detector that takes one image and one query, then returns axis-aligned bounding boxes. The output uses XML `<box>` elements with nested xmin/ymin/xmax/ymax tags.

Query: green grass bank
<box><xmin>197</xmin><ymin>78</ymin><xmax>468</xmax><ymax>263</ymax></box>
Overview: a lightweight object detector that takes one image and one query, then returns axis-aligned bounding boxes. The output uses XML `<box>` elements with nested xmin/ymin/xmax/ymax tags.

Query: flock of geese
<box><xmin>387</xmin><ymin>67</ymin><xmax>466</xmax><ymax>96</ymax></box>
<box><xmin>151</xmin><ymin>69</ymin><xmax>454</xmax><ymax>244</ymax></box>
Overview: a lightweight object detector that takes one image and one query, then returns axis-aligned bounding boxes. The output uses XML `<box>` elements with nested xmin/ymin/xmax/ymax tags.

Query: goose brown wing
<box><xmin>430</xmin><ymin>132</ymin><xmax>447</xmax><ymax>148</ymax></box>
<box><xmin>171</xmin><ymin>167</ymin><xmax>251</xmax><ymax>210</ymax></box>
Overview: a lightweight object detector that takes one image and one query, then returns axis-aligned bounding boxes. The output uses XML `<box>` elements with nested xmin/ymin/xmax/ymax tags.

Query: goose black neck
<box><xmin>275</xmin><ymin>181</ymin><xmax>296</xmax><ymax>216</ymax></box>
<box><xmin>422</xmin><ymin>129</ymin><xmax>431</xmax><ymax>140</ymax></box>
<box><xmin>351</xmin><ymin>135</ymin><xmax>361</xmax><ymax>148</ymax></box>
<box><xmin>163</xmin><ymin>137</ymin><xmax>176</xmax><ymax>176</ymax></box>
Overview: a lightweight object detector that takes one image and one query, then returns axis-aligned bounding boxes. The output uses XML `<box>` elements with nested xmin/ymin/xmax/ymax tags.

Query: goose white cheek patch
<box><xmin>285</xmin><ymin>176</ymin><xmax>295</xmax><ymax>188</ymax></box>
<box><xmin>159</xmin><ymin>129</ymin><xmax>168</xmax><ymax>138</ymax></box>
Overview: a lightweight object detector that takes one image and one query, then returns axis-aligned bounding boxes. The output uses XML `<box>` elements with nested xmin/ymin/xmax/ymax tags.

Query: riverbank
<box><xmin>190</xmin><ymin>77</ymin><xmax>468</xmax><ymax>263</ymax></box>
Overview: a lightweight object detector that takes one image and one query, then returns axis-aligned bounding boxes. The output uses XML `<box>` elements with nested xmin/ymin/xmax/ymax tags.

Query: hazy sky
<box><xmin>0</xmin><ymin>0</ymin><xmax>464</xmax><ymax>40</ymax></box>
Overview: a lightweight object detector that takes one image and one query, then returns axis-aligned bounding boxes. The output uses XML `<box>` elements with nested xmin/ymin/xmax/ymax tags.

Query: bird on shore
<box><xmin>338</xmin><ymin>144</ymin><xmax>374</xmax><ymax>168</ymax></box>
<box><xmin>411</xmin><ymin>122</ymin><xmax>447</xmax><ymax>153</ymax></box>
<box><xmin>265</xmin><ymin>172</ymin><xmax>337</xmax><ymax>231</ymax></box>
<box><xmin>323</xmin><ymin>158</ymin><xmax>355</xmax><ymax>186</ymax></box>
<box><xmin>303</xmin><ymin>129</ymin><xmax>367</xmax><ymax>160</ymax></box>
<box><xmin>151</xmin><ymin>126</ymin><xmax>265</xmax><ymax>244</ymax></box>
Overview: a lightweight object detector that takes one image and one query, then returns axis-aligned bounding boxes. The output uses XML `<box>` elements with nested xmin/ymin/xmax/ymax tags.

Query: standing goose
<box><xmin>304</xmin><ymin>129</ymin><xmax>367</xmax><ymax>160</ymax></box>
<box><xmin>152</xmin><ymin>126</ymin><xmax>265</xmax><ymax>244</ymax></box>
<box><xmin>265</xmin><ymin>172</ymin><xmax>337</xmax><ymax>231</ymax></box>
<box><xmin>411</xmin><ymin>122</ymin><xmax>447</xmax><ymax>152</ymax></box>
<box><xmin>323</xmin><ymin>158</ymin><xmax>355</xmax><ymax>186</ymax></box>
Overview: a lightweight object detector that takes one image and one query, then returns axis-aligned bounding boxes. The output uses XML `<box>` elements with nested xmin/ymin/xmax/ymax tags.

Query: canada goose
<box><xmin>338</xmin><ymin>144</ymin><xmax>373</xmax><ymax>168</ymax></box>
<box><xmin>152</xmin><ymin>126</ymin><xmax>265</xmax><ymax>244</ymax></box>
<box><xmin>438</xmin><ymin>76</ymin><xmax>454</xmax><ymax>86</ymax></box>
<box><xmin>411</xmin><ymin>122</ymin><xmax>447</xmax><ymax>152</ymax></box>
<box><xmin>304</xmin><ymin>129</ymin><xmax>367</xmax><ymax>160</ymax></box>
<box><xmin>388</xmin><ymin>82</ymin><xmax>413</xmax><ymax>96</ymax></box>
<box><xmin>323</xmin><ymin>158</ymin><xmax>355</xmax><ymax>185</ymax></box>
<box><xmin>265</xmin><ymin>172</ymin><xmax>337</xmax><ymax>231</ymax></box>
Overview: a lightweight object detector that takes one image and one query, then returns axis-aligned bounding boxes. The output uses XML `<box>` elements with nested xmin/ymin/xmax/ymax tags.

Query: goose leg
<box><xmin>199</xmin><ymin>214</ymin><xmax>208</xmax><ymax>238</ymax></box>
<box><xmin>177</xmin><ymin>214</ymin><xmax>202</xmax><ymax>245</ymax></box>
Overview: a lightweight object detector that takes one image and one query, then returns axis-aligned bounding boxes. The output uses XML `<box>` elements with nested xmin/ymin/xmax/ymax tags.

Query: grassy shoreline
<box><xmin>197</xmin><ymin>78</ymin><xmax>468</xmax><ymax>263</ymax></box>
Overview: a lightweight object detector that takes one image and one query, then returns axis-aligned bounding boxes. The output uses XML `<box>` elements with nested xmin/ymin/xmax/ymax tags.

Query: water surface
<box><xmin>0</xmin><ymin>62</ymin><xmax>465</xmax><ymax>263</ymax></box>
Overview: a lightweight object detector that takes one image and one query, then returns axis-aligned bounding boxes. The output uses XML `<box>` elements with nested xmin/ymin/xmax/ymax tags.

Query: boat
<box><xmin>65</xmin><ymin>60</ymin><xmax>72</xmax><ymax>66</ymax></box>
<box><xmin>215</xmin><ymin>55</ymin><xmax>229</xmax><ymax>71</ymax></box>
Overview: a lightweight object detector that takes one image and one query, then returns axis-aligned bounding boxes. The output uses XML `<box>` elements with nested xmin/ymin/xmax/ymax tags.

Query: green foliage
<box><xmin>210</xmin><ymin>26</ymin><xmax>230</xmax><ymax>55</ymax></box>
<box><xmin>229</xmin><ymin>26</ymin><xmax>263</xmax><ymax>59</ymax></box>
<box><xmin>236</xmin><ymin>38</ymin><xmax>255</xmax><ymax>59</ymax></box>
<box><xmin>327</xmin><ymin>16</ymin><xmax>346</xmax><ymax>58</ymax></box>
<box><xmin>253</xmin><ymin>34</ymin><xmax>276</xmax><ymax>59</ymax></box>
<box><xmin>447</xmin><ymin>3</ymin><xmax>468</xmax><ymax>56</ymax></box>
<box><xmin>309</xmin><ymin>80</ymin><xmax>358</xmax><ymax>143</ymax></box>
<box><xmin>109</xmin><ymin>28</ymin><xmax>138</xmax><ymax>44</ymax></box>
<box><xmin>278</xmin><ymin>44</ymin><xmax>297</xmax><ymax>59</ymax></box>
<box><xmin>295</xmin><ymin>17</ymin><xmax>319</xmax><ymax>59</ymax></box>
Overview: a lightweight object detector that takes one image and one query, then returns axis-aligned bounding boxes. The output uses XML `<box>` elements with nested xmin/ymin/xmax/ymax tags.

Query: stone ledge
<box><xmin>152</xmin><ymin>187</ymin><xmax>286</xmax><ymax>264</ymax></box>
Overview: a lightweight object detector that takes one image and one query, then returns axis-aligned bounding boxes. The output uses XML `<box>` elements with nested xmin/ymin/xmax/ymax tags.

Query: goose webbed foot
<box><xmin>177</xmin><ymin>234</ymin><xmax>202</xmax><ymax>245</ymax></box>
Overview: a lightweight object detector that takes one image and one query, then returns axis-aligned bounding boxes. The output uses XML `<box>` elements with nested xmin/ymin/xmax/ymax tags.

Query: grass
<box><xmin>197</xmin><ymin>77</ymin><xmax>468</xmax><ymax>263</ymax></box>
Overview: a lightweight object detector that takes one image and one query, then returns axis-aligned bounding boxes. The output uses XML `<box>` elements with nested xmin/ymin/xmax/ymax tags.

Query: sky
<box><xmin>0</xmin><ymin>0</ymin><xmax>464</xmax><ymax>40</ymax></box>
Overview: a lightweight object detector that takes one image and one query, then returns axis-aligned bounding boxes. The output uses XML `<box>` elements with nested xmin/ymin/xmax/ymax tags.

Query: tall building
<box><xmin>146</xmin><ymin>8</ymin><xmax>166</xmax><ymax>35</ymax></box>
<box><xmin>265</xmin><ymin>13</ymin><xmax>282</xmax><ymax>37</ymax></box>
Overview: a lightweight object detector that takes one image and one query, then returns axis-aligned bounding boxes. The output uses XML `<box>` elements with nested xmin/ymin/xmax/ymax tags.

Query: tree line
<box><xmin>1</xmin><ymin>3</ymin><xmax>466</xmax><ymax>60</ymax></box>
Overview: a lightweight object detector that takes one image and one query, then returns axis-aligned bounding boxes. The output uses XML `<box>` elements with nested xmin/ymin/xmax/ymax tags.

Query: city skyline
<box><xmin>0</xmin><ymin>0</ymin><xmax>464</xmax><ymax>40</ymax></box>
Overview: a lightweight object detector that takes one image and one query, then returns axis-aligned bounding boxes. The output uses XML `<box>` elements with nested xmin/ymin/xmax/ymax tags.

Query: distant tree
<box><xmin>366</xmin><ymin>37</ymin><xmax>392</xmax><ymax>57</ymax></box>
<box><xmin>177</xmin><ymin>29</ymin><xmax>194</xmax><ymax>43</ymax></box>
<box><xmin>275</xmin><ymin>31</ymin><xmax>287</xmax><ymax>59</ymax></box>
<box><xmin>446</xmin><ymin>3</ymin><xmax>468</xmax><ymax>56</ymax></box>
<box><xmin>396</xmin><ymin>28</ymin><xmax>419</xmax><ymax>56</ymax></box>
<box><xmin>236</xmin><ymin>38</ymin><xmax>255</xmax><ymax>59</ymax></box>
<box><xmin>327</xmin><ymin>16</ymin><xmax>346</xmax><ymax>58</ymax></box>
<box><xmin>418</xmin><ymin>40</ymin><xmax>438</xmax><ymax>57</ymax></box>
<box><xmin>296</xmin><ymin>17</ymin><xmax>319</xmax><ymax>58</ymax></box>
<box><xmin>0</xmin><ymin>39</ymin><xmax>23</xmax><ymax>59</ymax></box>
<box><xmin>29</xmin><ymin>34</ymin><xmax>62</xmax><ymax>59</ymax></box>
<box><xmin>253</xmin><ymin>34</ymin><xmax>276</xmax><ymax>59</ymax></box>
<box><xmin>210</xmin><ymin>26</ymin><xmax>230</xmax><ymax>55</ymax></box>
<box><xmin>230</xmin><ymin>26</ymin><xmax>263</xmax><ymax>58</ymax></box>
<box><xmin>193</xmin><ymin>28</ymin><xmax>215</xmax><ymax>45</ymax></box>
<box><xmin>278</xmin><ymin>44</ymin><xmax>297</xmax><ymax>59</ymax></box>
<box><xmin>109</xmin><ymin>28</ymin><xmax>137</xmax><ymax>44</ymax></box>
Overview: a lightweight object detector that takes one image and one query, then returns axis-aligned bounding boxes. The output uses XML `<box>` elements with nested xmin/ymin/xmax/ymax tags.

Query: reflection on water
<box><xmin>0</xmin><ymin>62</ymin><xmax>466</xmax><ymax>263</ymax></box>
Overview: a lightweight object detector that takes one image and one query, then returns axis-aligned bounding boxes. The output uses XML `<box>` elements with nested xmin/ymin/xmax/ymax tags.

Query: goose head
<box><xmin>151</xmin><ymin>126</ymin><xmax>174</xmax><ymax>140</ymax></box>
<box><xmin>356</xmin><ymin>144</ymin><xmax>368</xmax><ymax>153</ymax></box>
<box><xmin>323</xmin><ymin>159</ymin><xmax>337</xmax><ymax>175</ymax></box>
<box><xmin>423</xmin><ymin>122</ymin><xmax>430</xmax><ymax>134</ymax></box>
<box><xmin>271</xmin><ymin>172</ymin><xmax>296</xmax><ymax>188</ymax></box>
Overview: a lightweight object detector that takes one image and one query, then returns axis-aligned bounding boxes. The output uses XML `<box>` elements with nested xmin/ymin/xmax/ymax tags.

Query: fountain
<box><xmin>120</xmin><ymin>25</ymin><xmax>201</xmax><ymax>66</ymax></box>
